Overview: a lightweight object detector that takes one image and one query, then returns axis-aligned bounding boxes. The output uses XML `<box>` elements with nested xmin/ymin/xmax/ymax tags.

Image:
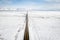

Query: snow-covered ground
<box><xmin>0</xmin><ymin>11</ymin><xmax>26</xmax><ymax>40</ymax></box>
<box><xmin>29</xmin><ymin>11</ymin><xmax>60</xmax><ymax>40</ymax></box>
<box><xmin>0</xmin><ymin>11</ymin><xmax>60</xmax><ymax>40</ymax></box>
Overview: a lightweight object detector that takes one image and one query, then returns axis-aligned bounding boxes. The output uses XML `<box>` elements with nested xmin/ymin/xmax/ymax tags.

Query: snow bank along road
<box><xmin>0</xmin><ymin>11</ymin><xmax>60</xmax><ymax>40</ymax></box>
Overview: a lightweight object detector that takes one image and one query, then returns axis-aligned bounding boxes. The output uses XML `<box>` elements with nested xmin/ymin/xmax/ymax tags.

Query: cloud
<box><xmin>1</xmin><ymin>3</ymin><xmax>60</xmax><ymax>10</ymax></box>
<box><xmin>44</xmin><ymin>0</ymin><xmax>60</xmax><ymax>2</ymax></box>
<box><xmin>0</xmin><ymin>0</ymin><xmax>13</xmax><ymax>3</ymax></box>
<box><xmin>0</xmin><ymin>0</ymin><xmax>60</xmax><ymax>10</ymax></box>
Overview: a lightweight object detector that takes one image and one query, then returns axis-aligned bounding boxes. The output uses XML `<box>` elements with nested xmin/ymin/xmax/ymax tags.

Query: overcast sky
<box><xmin>0</xmin><ymin>0</ymin><xmax>60</xmax><ymax>10</ymax></box>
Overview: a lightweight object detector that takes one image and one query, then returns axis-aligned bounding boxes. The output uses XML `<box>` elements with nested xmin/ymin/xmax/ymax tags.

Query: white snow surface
<box><xmin>0</xmin><ymin>11</ymin><xmax>60</xmax><ymax>40</ymax></box>
<box><xmin>0</xmin><ymin>11</ymin><xmax>26</xmax><ymax>40</ymax></box>
<box><xmin>29</xmin><ymin>11</ymin><xmax>60</xmax><ymax>40</ymax></box>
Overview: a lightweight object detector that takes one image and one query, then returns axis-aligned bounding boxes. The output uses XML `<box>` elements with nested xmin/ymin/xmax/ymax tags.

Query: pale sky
<box><xmin>0</xmin><ymin>0</ymin><xmax>60</xmax><ymax>10</ymax></box>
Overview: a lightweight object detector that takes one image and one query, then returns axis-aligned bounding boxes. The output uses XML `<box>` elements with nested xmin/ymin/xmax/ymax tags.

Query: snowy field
<box><xmin>29</xmin><ymin>11</ymin><xmax>60</xmax><ymax>40</ymax></box>
<box><xmin>0</xmin><ymin>11</ymin><xmax>26</xmax><ymax>40</ymax></box>
<box><xmin>0</xmin><ymin>11</ymin><xmax>60</xmax><ymax>40</ymax></box>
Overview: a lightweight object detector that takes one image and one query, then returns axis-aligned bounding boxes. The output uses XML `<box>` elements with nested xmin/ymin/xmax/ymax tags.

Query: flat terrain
<box><xmin>0</xmin><ymin>11</ymin><xmax>60</xmax><ymax>40</ymax></box>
